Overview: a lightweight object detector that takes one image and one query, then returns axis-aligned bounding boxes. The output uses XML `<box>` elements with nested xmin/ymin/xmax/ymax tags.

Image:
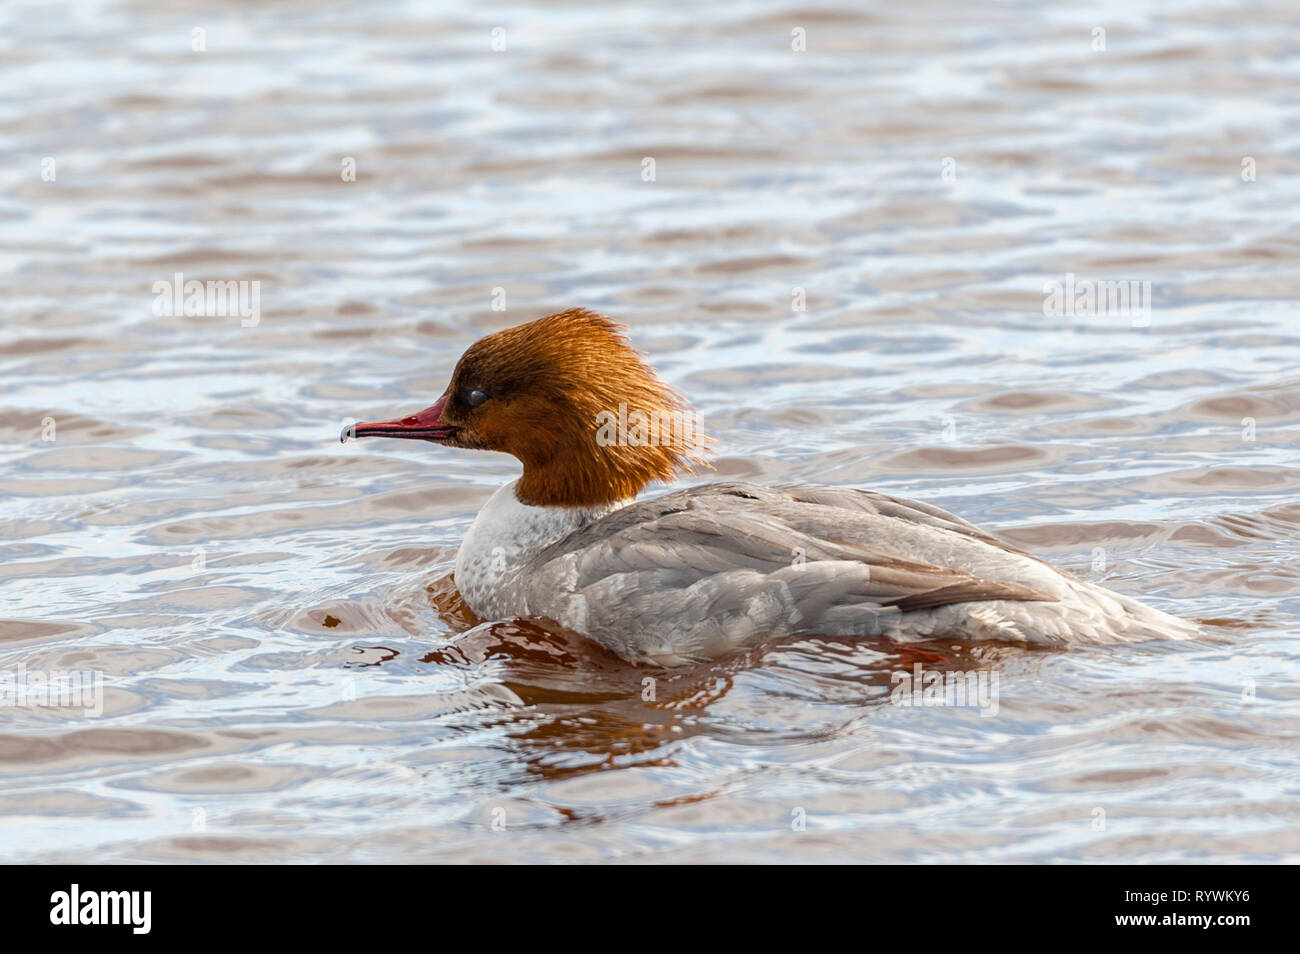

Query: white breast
<box><xmin>453</xmin><ymin>479</ymin><xmax>628</xmax><ymax>619</ymax></box>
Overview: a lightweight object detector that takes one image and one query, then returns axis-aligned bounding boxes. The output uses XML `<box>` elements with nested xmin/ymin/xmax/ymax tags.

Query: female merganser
<box><xmin>344</xmin><ymin>309</ymin><xmax>1198</xmax><ymax>666</ymax></box>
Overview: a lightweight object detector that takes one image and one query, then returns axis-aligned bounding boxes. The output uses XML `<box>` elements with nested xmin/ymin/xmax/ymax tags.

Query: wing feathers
<box><xmin>523</xmin><ymin>481</ymin><xmax>1068</xmax><ymax>647</ymax></box>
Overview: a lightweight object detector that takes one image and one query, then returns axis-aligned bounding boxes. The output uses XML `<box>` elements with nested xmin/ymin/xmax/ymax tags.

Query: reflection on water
<box><xmin>2</xmin><ymin>0</ymin><xmax>1299</xmax><ymax>862</ymax></box>
<box><xmin>426</xmin><ymin>615</ymin><xmax>1028</xmax><ymax>788</ymax></box>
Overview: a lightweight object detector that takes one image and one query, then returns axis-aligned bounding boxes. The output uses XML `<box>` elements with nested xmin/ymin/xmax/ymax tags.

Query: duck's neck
<box><xmin>454</xmin><ymin>479</ymin><xmax>631</xmax><ymax>611</ymax></box>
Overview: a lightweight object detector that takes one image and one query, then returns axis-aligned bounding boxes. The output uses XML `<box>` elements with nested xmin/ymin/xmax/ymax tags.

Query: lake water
<box><xmin>2</xmin><ymin>0</ymin><xmax>1298</xmax><ymax>862</ymax></box>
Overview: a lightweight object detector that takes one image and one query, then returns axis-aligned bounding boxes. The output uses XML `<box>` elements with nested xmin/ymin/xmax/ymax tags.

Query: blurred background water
<box><xmin>1</xmin><ymin>0</ymin><xmax>1298</xmax><ymax>862</ymax></box>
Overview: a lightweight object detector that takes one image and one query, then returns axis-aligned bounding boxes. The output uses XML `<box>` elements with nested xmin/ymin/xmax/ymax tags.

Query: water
<box><xmin>2</xmin><ymin>0</ymin><xmax>1298</xmax><ymax>862</ymax></box>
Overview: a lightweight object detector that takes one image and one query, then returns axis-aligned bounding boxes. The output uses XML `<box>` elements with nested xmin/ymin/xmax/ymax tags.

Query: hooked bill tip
<box><xmin>340</xmin><ymin>422</ymin><xmax>356</xmax><ymax>444</ymax></box>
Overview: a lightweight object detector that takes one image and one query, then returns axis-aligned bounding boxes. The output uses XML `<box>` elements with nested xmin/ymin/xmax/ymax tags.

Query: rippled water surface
<box><xmin>3</xmin><ymin>0</ymin><xmax>1299</xmax><ymax>863</ymax></box>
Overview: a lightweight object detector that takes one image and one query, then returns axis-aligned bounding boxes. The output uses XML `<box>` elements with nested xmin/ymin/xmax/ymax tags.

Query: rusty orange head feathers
<box><xmin>348</xmin><ymin>309</ymin><xmax>713</xmax><ymax>507</ymax></box>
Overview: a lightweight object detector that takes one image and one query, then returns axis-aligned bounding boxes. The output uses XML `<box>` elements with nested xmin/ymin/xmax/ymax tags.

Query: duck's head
<box><xmin>345</xmin><ymin>308</ymin><xmax>711</xmax><ymax>507</ymax></box>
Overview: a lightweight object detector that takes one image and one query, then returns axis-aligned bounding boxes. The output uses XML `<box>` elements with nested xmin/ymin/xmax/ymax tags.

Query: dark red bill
<box><xmin>342</xmin><ymin>394</ymin><xmax>454</xmax><ymax>443</ymax></box>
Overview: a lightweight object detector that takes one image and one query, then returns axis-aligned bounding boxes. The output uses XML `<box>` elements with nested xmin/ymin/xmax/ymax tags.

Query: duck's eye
<box><xmin>465</xmin><ymin>388</ymin><xmax>489</xmax><ymax>408</ymax></box>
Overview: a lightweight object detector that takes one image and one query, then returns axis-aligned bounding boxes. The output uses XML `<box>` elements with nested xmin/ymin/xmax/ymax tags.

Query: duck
<box><xmin>343</xmin><ymin>308</ymin><xmax>1198</xmax><ymax>666</ymax></box>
